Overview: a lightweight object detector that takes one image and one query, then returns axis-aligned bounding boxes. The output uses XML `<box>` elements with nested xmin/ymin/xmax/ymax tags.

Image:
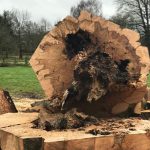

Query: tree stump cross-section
<box><xmin>30</xmin><ymin>11</ymin><xmax>150</xmax><ymax>116</ymax></box>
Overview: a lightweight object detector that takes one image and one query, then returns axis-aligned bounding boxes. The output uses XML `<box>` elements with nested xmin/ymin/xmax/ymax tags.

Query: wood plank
<box><xmin>95</xmin><ymin>136</ymin><xmax>114</xmax><ymax>150</ymax></box>
<box><xmin>0</xmin><ymin>113</ymin><xmax>38</xmax><ymax>128</ymax></box>
<box><xmin>66</xmin><ymin>138</ymin><xmax>95</xmax><ymax>150</ymax></box>
<box><xmin>44</xmin><ymin>138</ymin><xmax>65</xmax><ymax>150</ymax></box>
<box><xmin>122</xmin><ymin>134</ymin><xmax>150</xmax><ymax>150</ymax></box>
<box><xmin>0</xmin><ymin>113</ymin><xmax>149</xmax><ymax>149</ymax></box>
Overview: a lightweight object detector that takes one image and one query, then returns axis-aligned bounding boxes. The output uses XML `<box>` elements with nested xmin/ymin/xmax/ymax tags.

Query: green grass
<box><xmin>0</xmin><ymin>66</ymin><xmax>44</xmax><ymax>98</ymax></box>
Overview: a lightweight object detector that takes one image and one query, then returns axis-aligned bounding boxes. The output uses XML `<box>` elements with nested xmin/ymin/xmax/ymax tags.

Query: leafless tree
<box><xmin>116</xmin><ymin>0</ymin><xmax>150</xmax><ymax>52</ymax></box>
<box><xmin>0</xmin><ymin>9</ymin><xmax>52</xmax><ymax>61</ymax></box>
<box><xmin>10</xmin><ymin>9</ymin><xmax>31</xmax><ymax>59</ymax></box>
<box><xmin>70</xmin><ymin>0</ymin><xmax>103</xmax><ymax>18</ymax></box>
<box><xmin>40</xmin><ymin>18</ymin><xmax>52</xmax><ymax>32</ymax></box>
<box><xmin>110</xmin><ymin>12</ymin><xmax>137</xmax><ymax>30</ymax></box>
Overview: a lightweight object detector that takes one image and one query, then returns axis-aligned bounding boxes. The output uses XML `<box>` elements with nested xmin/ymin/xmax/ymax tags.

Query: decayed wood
<box><xmin>0</xmin><ymin>90</ymin><xmax>17</xmax><ymax>114</ymax></box>
<box><xmin>30</xmin><ymin>11</ymin><xmax>150</xmax><ymax>115</ymax></box>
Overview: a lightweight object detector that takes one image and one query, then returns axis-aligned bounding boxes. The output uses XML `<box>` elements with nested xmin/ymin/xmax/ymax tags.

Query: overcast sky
<box><xmin>0</xmin><ymin>0</ymin><xmax>116</xmax><ymax>25</ymax></box>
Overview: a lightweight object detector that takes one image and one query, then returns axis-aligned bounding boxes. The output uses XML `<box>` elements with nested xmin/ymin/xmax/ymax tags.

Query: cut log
<box><xmin>0</xmin><ymin>90</ymin><xmax>17</xmax><ymax>114</ymax></box>
<box><xmin>30</xmin><ymin>11</ymin><xmax>150</xmax><ymax>116</ymax></box>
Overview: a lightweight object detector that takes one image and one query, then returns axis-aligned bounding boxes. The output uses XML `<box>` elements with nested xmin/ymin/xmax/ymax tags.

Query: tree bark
<box><xmin>0</xmin><ymin>90</ymin><xmax>17</xmax><ymax>114</ymax></box>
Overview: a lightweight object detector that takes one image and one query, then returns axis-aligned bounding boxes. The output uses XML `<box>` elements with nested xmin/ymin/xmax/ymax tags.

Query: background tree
<box><xmin>10</xmin><ymin>9</ymin><xmax>32</xmax><ymax>59</ymax></box>
<box><xmin>110</xmin><ymin>12</ymin><xmax>137</xmax><ymax>30</ymax></box>
<box><xmin>39</xmin><ymin>18</ymin><xmax>52</xmax><ymax>33</ymax></box>
<box><xmin>0</xmin><ymin>9</ymin><xmax>51</xmax><ymax>62</ymax></box>
<box><xmin>0</xmin><ymin>11</ymin><xmax>17</xmax><ymax>62</ymax></box>
<box><xmin>115</xmin><ymin>0</ymin><xmax>150</xmax><ymax>52</ymax></box>
<box><xmin>70</xmin><ymin>0</ymin><xmax>103</xmax><ymax>18</ymax></box>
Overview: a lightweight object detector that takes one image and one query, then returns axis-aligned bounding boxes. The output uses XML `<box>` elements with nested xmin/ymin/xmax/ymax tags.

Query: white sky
<box><xmin>0</xmin><ymin>0</ymin><xmax>116</xmax><ymax>25</ymax></box>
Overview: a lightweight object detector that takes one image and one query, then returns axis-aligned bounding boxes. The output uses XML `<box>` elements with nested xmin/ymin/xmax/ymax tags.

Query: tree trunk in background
<box><xmin>19</xmin><ymin>46</ymin><xmax>23</xmax><ymax>59</ymax></box>
<box><xmin>18</xmin><ymin>29</ymin><xmax>23</xmax><ymax>59</ymax></box>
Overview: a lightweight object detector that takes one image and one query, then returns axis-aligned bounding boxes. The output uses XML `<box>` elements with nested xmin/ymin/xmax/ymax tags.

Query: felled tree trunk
<box><xmin>0</xmin><ymin>90</ymin><xmax>17</xmax><ymax>114</ymax></box>
<box><xmin>30</xmin><ymin>11</ymin><xmax>150</xmax><ymax>116</ymax></box>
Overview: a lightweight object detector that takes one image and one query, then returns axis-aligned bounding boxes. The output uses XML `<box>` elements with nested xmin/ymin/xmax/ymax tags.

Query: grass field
<box><xmin>0</xmin><ymin>66</ymin><xmax>44</xmax><ymax>98</ymax></box>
